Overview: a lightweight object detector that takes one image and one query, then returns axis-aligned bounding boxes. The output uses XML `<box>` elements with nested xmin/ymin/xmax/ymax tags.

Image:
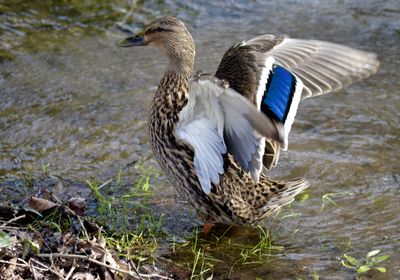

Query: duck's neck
<box><xmin>166</xmin><ymin>51</ymin><xmax>194</xmax><ymax>78</ymax></box>
<box><xmin>150</xmin><ymin>47</ymin><xmax>194</xmax><ymax>125</ymax></box>
<box><xmin>151</xmin><ymin>71</ymin><xmax>190</xmax><ymax>124</ymax></box>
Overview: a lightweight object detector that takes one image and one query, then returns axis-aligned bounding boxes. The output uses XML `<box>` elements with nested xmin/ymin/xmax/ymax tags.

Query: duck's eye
<box><xmin>145</xmin><ymin>27</ymin><xmax>166</xmax><ymax>35</ymax></box>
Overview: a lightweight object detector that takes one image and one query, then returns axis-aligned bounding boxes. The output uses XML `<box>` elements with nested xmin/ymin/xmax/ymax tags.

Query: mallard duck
<box><xmin>117</xmin><ymin>16</ymin><xmax>379</xmax><ymax>226</ymax></box>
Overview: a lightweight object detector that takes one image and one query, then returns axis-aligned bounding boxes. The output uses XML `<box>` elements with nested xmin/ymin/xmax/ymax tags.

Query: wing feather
<box><xmin>215</xmin><ymin>33</ymin><xmax>379</xmax><ymax>169</ymax></box>
<box><xmin>176</xmin><ymin>116</ymin><xmax>226</xmax><ymax>194</ymax></box>
<box><xmin>268</xmin><ymin>38</ymin><xmax>380</xmax><ymax>98</ymax></box>
<box><xmin>176</xmin><ymin>76</ymin><xmax>283</xmax><ymax>193</ymax></box>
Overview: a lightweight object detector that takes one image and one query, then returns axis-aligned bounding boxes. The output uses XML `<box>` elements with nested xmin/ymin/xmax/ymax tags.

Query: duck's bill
<box><xmin>116</xmin><ymin>35</ymin><xmax>146</xmax><ymax>47</ymax></box>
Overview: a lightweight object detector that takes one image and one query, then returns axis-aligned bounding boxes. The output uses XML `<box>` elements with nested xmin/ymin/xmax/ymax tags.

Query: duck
<box><xmin>116</xmin><ymin>16</ymin><xmax>379</xmax><ymax>227</ymax></box>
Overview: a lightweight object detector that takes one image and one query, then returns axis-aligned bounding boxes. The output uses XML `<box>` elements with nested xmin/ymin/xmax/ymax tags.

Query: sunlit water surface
<box><xmin>1</xmin><ymin>0</ymin><xmax>399</xmax><ymax>279</ymax></box>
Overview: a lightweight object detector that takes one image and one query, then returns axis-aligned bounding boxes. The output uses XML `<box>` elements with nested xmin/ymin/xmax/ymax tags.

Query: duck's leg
<box><xmin>203</xmin><ymin>219</ymin><xmax>213</xmax><ymax>237</ymax></box>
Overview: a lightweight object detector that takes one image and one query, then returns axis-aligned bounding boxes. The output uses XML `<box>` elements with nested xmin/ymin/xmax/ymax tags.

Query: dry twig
<box><xmin>31</xmin><ymin>258</ymin><xmax>65</xmax><ymax>280</ymax></box>
<box><xmin>29</xmin><ymin>259</ymin><xmax>39</xmax><ymax>280</ymax></box>
<box><xmin>0</xmin><ymin>259</ymin><xmax>29</xmax><ymax>268</ymax></box>
<box><xmin>65</xmin><ymin>266</ymin><xmax>75</xmax><ymax>280</ymax></box>
<box><xmin>38</xmin><ymin>253</ymin><xmax>139</xmax><ymax>279</ymax></box>
<box><xmin>129</xmin><ymin>260</ymin><xmax>144</xmax><ymax>280</ymax></box>
<box><xmin>1</xmin><ymin>214</ymin><xmax>26</xmax><ymax>227</ymax></box>
<box><xmin>37</xmin><ymin>253</ymin><xmax>172</xmax><ymax>279</ymax></box>
<box><xmin>0</xmin><ymin>226</ymin><xmax>28</xmax><ymax>231</ymax></box>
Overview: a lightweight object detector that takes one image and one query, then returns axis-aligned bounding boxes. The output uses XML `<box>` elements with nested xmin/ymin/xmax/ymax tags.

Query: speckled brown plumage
<box><xmin>147</xmin><ymin>63</ymin><xmax>307</xmax><ymax>225</ymax></box>
<box><xmin>117</xmin><ymin>15</ymin><xmax>378</xmax><ymax>225</ymax></box>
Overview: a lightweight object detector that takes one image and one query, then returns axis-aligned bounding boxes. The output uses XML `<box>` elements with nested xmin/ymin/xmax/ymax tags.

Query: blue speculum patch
<box><xmin>261</xmin><ymin>65</ymin><xmax>296</xmax><ymax>123</ymax></box>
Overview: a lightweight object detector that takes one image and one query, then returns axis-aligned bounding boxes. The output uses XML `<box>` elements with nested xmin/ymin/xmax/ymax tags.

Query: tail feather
<box><xmin>261</xmin><ymin>178</ymin><xmax>309</xmax><ymax>212</ymax></box>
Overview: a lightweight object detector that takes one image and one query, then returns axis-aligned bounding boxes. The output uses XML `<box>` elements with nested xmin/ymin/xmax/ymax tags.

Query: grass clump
<box><xmin>86</xmin><ymin>165</ymin><xmax>162</xmax><ymax>235</ymax></box>
<box><xmin>85</xmin><ymin>165</ymin><xmax>165</xmax><ymax>266</ymax></box>
<box><xmin>320</xmin><ymin>191</ymin><xmax>353</xmax><ymax>210</ymax></box>
<box><xmin>188</xmin><ymin>228</ymin><xmax>216</xmax><ymax>279</ymax></box>
<box><xmin>238</xmin><ymin>225</ymin><xmax>283</xmax><ymax>264</ymax></box>
<box><xmin>341</xmin><ymin>249</ymin><xmax>389</xmax><ymax>278</ymax></box>
<box><xmin>170</xmin><ymin>225</ymin><xmax>284</xmax><ymax>279</ymax></box>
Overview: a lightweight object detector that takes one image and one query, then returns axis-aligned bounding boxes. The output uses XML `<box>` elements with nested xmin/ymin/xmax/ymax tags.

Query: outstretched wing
<box><xmin>251</xmin><ymin>35</ymin><xmax>379</xmax><ymax>98</ymax></box>
<box><xmin>176</xmin><ymin>75</ymin><xmax>283</xmax><ymax>194</ymax></box>
<box><xmin>216</xmin><ymin>34</ymin><xmax>379</xmax><ymax>168</ymax></box>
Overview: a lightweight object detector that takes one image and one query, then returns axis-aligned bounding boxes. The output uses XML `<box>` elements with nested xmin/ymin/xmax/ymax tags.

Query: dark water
<box><xmin>1</xmin><ymin>0</ymin><xmax>399</xmax><ymax>279</ymax></box>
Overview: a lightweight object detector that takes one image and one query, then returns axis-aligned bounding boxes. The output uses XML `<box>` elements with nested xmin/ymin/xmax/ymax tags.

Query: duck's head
<box><xmin>117</xmin><ymin>16</ymin><xmax>195</xmax><ymax>76</ymax></box>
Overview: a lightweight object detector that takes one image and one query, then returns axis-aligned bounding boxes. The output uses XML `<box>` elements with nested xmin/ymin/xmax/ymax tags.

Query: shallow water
<box><xmin>1</xmin><ymin>0</ymin><xmax>399</xmax><ymax>279</ymax></box>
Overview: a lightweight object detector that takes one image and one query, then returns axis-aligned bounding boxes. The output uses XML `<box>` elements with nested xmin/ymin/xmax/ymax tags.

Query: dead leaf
<box><xmin>67</xmin><ymin>197</ymin><xmax>86</xmax><ymax>216</ymax></box>
<box><xmin>71</xmin><ymin>272</ymin><xmax>99</xmax><ymax>280</ymax></box>
<box><xmin>77</xmin><ymin>238</ymin><xmax>106</xmax><ymax>260</ymax></box>
<box><xmin>0</xmin><ymin>203</ymin><xmax>15</xmax><ymax>220</ymax></box>
<box><xmin>29</xmin><ymin>197</ymin><xmax>58</xmax><ymax>212</ymax></box>
<box><xmin>103</xmin><ymin>250</ymin><xmax>118</xmax><ymax>270</ymax></box>
<box><xmin>90</xmin><ymin>244</ymin><xmax>106</xmax><ymax>259</ymax></box>
<box><xmin>10</xmin><ymin>274</ymin><xmax>24</xmax><ymax>280</ymax></box>
<box><xmin>0</xmin><ymin>257</ymin><xmax>17</xmax><ymax>276</ymax></box>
